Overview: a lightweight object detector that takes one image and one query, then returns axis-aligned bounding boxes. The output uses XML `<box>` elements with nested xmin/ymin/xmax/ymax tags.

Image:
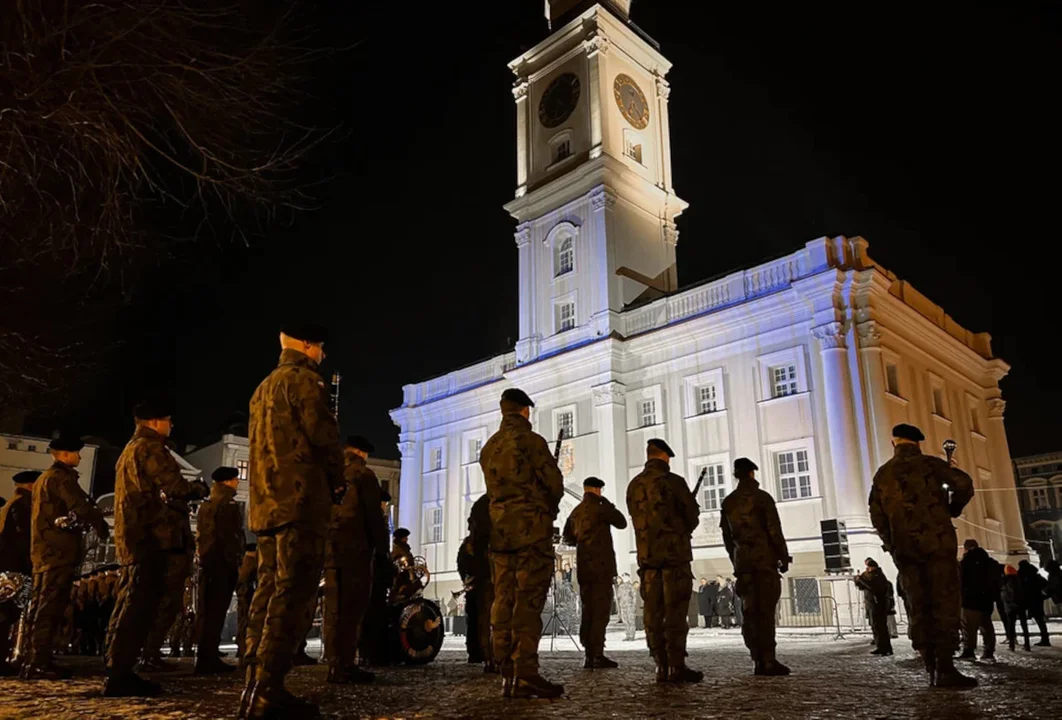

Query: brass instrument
<box><xmin>943</xmin><ymin>439</ymin><xmax>957</xmax><ymax>463</ymax></box>
<box><xmin>0</xmin><ymin>572</ymin><xmax>31</xmax><ymax>607</ymax></box>
<box><xmin>451</xmin><ymin>577</ymin><xmax>475</xmax><ymax>600</ymax></box>
<box><xmin>54</xmin><ymin>511</ymin><xmax>87</xmax><ymax>532</ymax></box>
<box><xmin>330</xmin><ymin>371</ymin><xmax>342</xmax><ymax>421</ymax></box>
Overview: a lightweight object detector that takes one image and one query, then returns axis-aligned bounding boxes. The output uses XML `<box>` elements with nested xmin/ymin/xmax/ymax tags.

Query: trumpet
<box><xmin>451</xmin><ymin>577</ymin><xmax>475</xmax><ymax>600</ymax></box>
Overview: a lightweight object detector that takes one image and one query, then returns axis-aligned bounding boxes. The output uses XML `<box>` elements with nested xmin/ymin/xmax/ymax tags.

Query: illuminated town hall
<box><xmin>389</xmin><ymin>0</ymin><xmax>1028</xmax><ymax>599</ymax></box>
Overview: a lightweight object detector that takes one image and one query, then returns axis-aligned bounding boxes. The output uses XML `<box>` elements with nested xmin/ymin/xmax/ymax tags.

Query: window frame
<box><xmin>552</xmin><ymin>405</ymin><xmax>577</xmax><ymax>440</ymax></box>
<box><xmin>756</xmin><ymin>347</ymin><xmax>808</xmax><ymax>403</ymax></box>
<box><xmin>639</xmin><ymin>398</ymin><xmax>657</xmax><ymax>428</ymax></box>
<box><xmin>236</xmin><ymin>459</ymin><xmax>249</xmax><ymax>480</ymax></box>
<box><xmin>424</xmin><ymin>504</ymin><xmax>444</xmax><ymax>545</ymax></box>
<box><xmin>928</xmin><ymin>372</ymin><xmax>949</xmax><ymax>419</ymax></box>
<box><xmin>689</xmin><ymin>453</ymin><xmax>730</xmax><ymax>513</ymax></box>
<box><xmin>764</xmin><ymin>438</ymin><xmax>820</xmax><ymax>502</ymax></box>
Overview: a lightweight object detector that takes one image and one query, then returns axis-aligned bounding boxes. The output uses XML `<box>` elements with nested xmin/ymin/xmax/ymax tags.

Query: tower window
<box><xmin>885</xmin><ymin>363</ymin><xmax>900</xmax><ymax>396</ymax></box>
<box><xmin>624</xmin><ymin>137</ymin><xmax>642</xmax><ymax>164</ymax></box>
<box><xmin>555</xmin><ymin>236</ymin><xmax>574</xmax><ymax>277</ymax></box>
<box><xmin>555</xmin><ymin>139</ymin><xmax>572</xmax><ymax>163</ymax></box>
<box><xmin>556</xmin><ymin>302</ymin><xmax>576</xmax><ymax>333</ymax></box>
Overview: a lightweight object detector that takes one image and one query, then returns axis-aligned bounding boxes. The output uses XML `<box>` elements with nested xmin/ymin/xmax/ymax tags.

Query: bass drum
<box><xmin>390</xmin><ymin>597</ymin><xmax>445</xmax><ymax>665</ymax></box>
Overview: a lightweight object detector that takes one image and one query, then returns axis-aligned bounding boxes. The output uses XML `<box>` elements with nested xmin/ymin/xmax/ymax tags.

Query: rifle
<box><xmin>553</xmin><ymin>428</ymin><xmax>565</xmax><ymax>462</ymax></box>
<box><xmin>691</xmin><ymin>466</ymin><xmax>708</xmax><ymax>499</ymax></box>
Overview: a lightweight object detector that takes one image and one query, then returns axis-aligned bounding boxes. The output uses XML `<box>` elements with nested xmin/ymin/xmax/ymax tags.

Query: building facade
<box><xmin>0</xmin><ymin>433</ymin><xmax>98</xmax><ymax>502</ymax></box>
<box><xmin>1013</xmin><ymin>453</ymin><xmax>1062</xmax><ymax>565</ymax></box>
<box><xmin>389</xmin><ymin>2</ymin><xmax>1029</xmax><ymax>599</ymax></box>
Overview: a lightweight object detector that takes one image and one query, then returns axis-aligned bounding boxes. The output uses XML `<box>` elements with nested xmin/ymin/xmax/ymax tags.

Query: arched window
<box><xmin>555</xmin><ymin>235</ymin><xmax>574</xmax><ymax>277</ymax></box>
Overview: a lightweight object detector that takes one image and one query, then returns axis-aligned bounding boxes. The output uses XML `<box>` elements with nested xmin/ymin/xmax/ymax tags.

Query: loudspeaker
<box><xmin>820</xmin><ymin>519</ymin><xmax>851</xmax><ymax>574</ymax></box>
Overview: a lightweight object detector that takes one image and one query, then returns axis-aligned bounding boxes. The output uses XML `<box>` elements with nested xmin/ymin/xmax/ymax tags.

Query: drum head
<box><xmin>394</xmin><ymin>598</ymin><xmax>444</xmax><ymax>665</ymax></box>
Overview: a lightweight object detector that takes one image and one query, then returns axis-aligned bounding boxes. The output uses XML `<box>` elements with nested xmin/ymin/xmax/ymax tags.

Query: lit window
<box><xmin>556</xmin><ymin>411</ymin><xmax>574</xmax><ymax>439</ymax></box>
<box><xmin>469</xmin><ymin>438</ymin><xmax>482</xmax><ymax>463</ymax></box>
<box><xmin>624</xmin><ymin>137</ymin><xmax>642</xmax><ymax>164</ymax></box>
<box><xmin>639</xmin><ymin>399</ymin><xmax>657</xmax><ymax>428</ymax></box>
<box><xmin>1030</xmin><ymin>487</ymin><xmax>1049</xmax><ymax>510</ymax></box>
<box><xmin>557</xmin><ymin>302</ymin><xmax>576</xmax><ymax>333</ymax></box>
<box><xmin>555</xmin><ymin>139</ymin><xmax>572</xmax><ymax>163</ymax></box>
<box><xmin>698</xmin><ymin>462</ymin><xmax>727</xmax><ymax>510</ymax></box>
<box><xmin>932</xmin><ymin>387</ymin><xmax>946</xmax><ymax>417</ymax></box>
<box><xmin>771</xmin><ymin>365</ymin><xmax>798</xmax><ymax>398</ymax></box>
<box><xmin>429</xmin><ymin>447</ymin><xmax>443</xmax><ymax>472</ymax></box>
<box><xmin>885</xmin><ymin>363</ymin><xmax>900</xmax><ymax>396</ymax></box>
<box><xmin>236</xmin><ymin>459</ymin><xmax>249</xmax><ymax>480</ymax></box>
<box><xmin>555</xmin><ymin>236</ymin><xmax>574</xmax><ymax>277</ymax></box>
<box><xmin>776</xmin><ymin>449</ymin><xmax>813</xmax><ymax>501</ymax></box>
<box><xmin>425</xmin><ymin>505</ymin><xmax>444</xmax><ymax>544</ymax></box>
<box><xmin>698</xmin><ymin>385</ymin><xmax>718</xmax><ymax>415</ymax></box>
<box><xmin>27</xmin><ymin>445</ymin><xmax>37</xmax><ymax>452</ymax></box>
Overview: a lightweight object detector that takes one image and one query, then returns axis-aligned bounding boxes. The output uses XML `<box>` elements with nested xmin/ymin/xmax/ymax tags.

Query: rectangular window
<box><xmin>624</xmin><ymin>138</ymin><xmax>642</xmax><ymax>164</ymax></box>
<box><xmin>555</xmin><ymin>411</ymin><xmax>574</xmax><ymax>440</ymax></box>
<box><xmin>26</xmin><ymin>445</ymin><xmax>37</xmax><ymax>452</ymax></box>
<box><xmin>771</xmin><ymin>365</ymin><xmax>798</xmax><ymax>398</ymax></box>
<box><xmin>236</xmin><ymin>459</ymin><xmax>249</xmax><ymax>480</ymax></box>
<box><xmin>885</xmin><ymin>363</ymin><xmax>900</xmax><ymax>396</ymax></box>
<box><xmin>1031</xmin><ymin>487</ymin><xmax>1049</xmax><ymax>510</ymax></box>
<box><xmin>969</xmin><ymin>407</ymin><xmax>981</xmax><ymax>434</ymax></box>
<box><xmin>790</xmin><ymin>578</ymin><xmax>822</xmax><ymax>615</ymax></box>
<box><xmin>429</xmin><ymin>447</ymin><xmax>443</xmax><ymax>472</ymax></box>
<box><xmin>6</xmin><ymin>441</ymin><xmax>16</xmax><ymax>450</ymax></box>
<box><xmin>639</xmin><ymin>399</ymin><xmax>657</xmax><ymax>428</ymax></box>
<box><xmin>698</xmin><ymin>384</ymin><xmax>718</xmax><ymax>415</ymax></box>
<box><xmin>556</xmin><ymin>237</ymin><xmax>574</xmax><ymax>276</ymax></box>
<box><xmin>776</xmin><ymin>449</ymin><xmax>813</xmax><ymax>501</ymax></box>
<box><xmin>932</xmin><ymin>387</ymin><xmax>946</xmax><ymax>417</ymax></box>
<box><xmin>557</xmin><ymin>302</ymin><xmax>576</xmax><ymax>333</ymax></box>
<box><xmin>425</xmin><ymin>505</ymin><xmax>444</xmax><ymax>544</ymax></box>
<box><xmin>698</xmin><ymin>462</ymin><xmax>727</xmax><ymax>511</ymax></box>
<box><xmin>555</xmin><ymin>139</ymin><xmax>572</xmax><ymax>163</ymax></box>
<box><xmin>469</xmin><ymin>438</ymin><xmax>482</xmax><ymax>463</ymax></box>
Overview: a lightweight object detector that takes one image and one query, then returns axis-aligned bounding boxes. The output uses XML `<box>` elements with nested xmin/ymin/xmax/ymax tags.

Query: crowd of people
<box><xmin>1</xmin><ymin>324</ymin><xmax>1059</xmax><ymax>715</ymax></box>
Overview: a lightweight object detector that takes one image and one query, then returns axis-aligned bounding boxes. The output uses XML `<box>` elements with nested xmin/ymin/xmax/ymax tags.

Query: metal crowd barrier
<box><xmin>775</xmin><ymin>595</ymin><xmax>844</xmax><ymax>638</ymax></box>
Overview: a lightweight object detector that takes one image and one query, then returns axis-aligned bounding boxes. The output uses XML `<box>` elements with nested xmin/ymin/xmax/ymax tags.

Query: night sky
<box><xmin>38</xmin><ymin>1</ymin><xmax>1061</xmax><ymax>461</ymax></box>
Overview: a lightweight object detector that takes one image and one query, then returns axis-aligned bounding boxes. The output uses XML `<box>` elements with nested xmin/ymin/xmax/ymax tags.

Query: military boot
<box><xmin>138</xmin><ymin>655</ymin><xmax>179</xmax><ymax>673</ymax></box>
<box><xmin>326</xmin><ymin>663</ymin><xmax>374</xmax><ymax>684</ymax></box>
<box><xmin>102</xmin><ymin>672</ymin><xmax>162</xmax><ymax>697</ymax></box>
<box><xmin>247</xmin><ymin>680</ymin><xmax>320</xmax><ymax>719</ymax></box>
<box><xmin>934</xmin><ymin>656</ymin><xmax>977</xmax><ymax>689</ymax></box>
<box><xmin>19</xmin><ymin>664</ymin><xmax>72</xmax><ymax>681</ymax></box>
<box><xmin>759</xmin><ymin>650</ymin><xmax>791</xmax><ymax>676</ymax></box>
<box><xmin>594</xmin><ymin>655</ymin><xmax>618</xmax><ymax>669</ymax></box>
<box><xmin>654</xmin><ymin>650</ymin><xmax>670</xmax><ymax>683</ymax></box>
<box><xmin>512</xmin><ymin>674</ymin><xmax>564</xmax><ymax>699</ymax></box>
<box><xmin>237</xmin><ymin>667</ymin><xmax>257</xmax><ymax>720</ymax></box>
<box><xmin>193</xmin><ymin>655</ymin><xmax>237</xmax><ymax>675</ymax></box>
<box><xmin>668</xmin><ymin>665</ymin><xmax>704</xmax><ymax>683</ymax></box>
<box><xmin>501</xmin><ymin>663</ymin><xmax>514</xmax><ymax>698</ymax></box>
<box><xmin>483</xmin><ymin>661</ymin><xmax>500</xmax><ymax>675</ymax></box>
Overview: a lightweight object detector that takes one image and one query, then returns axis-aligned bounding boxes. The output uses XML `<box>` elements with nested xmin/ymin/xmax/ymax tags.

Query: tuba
<box><xmin>0</xmin><ymin>572</ymin><xmax>31</xmax><ymax>607</ymax></box>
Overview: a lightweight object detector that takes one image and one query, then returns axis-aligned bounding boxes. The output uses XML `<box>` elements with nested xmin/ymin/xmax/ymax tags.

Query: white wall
<box><xmin>0</xmin><ymin>434</ymin><xmax>97</xmax><ymax>500</ymax></box>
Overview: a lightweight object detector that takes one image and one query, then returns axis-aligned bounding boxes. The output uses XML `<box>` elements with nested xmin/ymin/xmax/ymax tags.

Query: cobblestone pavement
<box><xmin>1</xmin><ymin>630</ymin><xmax>1059</xmax><ymax>719</ymax></box>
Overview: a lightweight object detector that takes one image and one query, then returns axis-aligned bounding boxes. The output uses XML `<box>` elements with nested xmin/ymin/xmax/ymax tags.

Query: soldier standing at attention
<box><xmin>627</xmin><ymin>439</ymin><xmax>702</xmax><ymax>684</ymax></box>
<box><xmin>480</xmin><ymin>388</ymin><xmax>564</xmax><ymax>699</ymax></box>
<box><xmin>235</xmin><ymin>543</ymin><xmax>258</xmax><ymax>667</ymax></box>
<box><xmin>106</xmin><ymin>399</ymin><xmax>207</xmax><ymax>696</ymax></box>
<box><xmin>0</xmin><ymin>470</ymin><xmax>39</xmax><ymax>675</ymax></box>
<box><xmin>240</xmin><ymin>323</ymin><xmax>345</xmax><ymax>719</ymax></box>
<box><xmin>563</xmin><ymin>476</ymin><xmax>627</xmax><ymax>669</ymax></box>
<box><xmin>720</xmin><ymin>458</ymin><xmax>792</xmax><ymax>676</ymax></box>
<box><xmin>323</xmin><ymin>435</ymin><xmax>387</xmax><ymax>685</ymax></box>
<box><xmin>22</xmin><ymin>435</ymin><xmax>109</xmax><ymax>680</ymax></box>
<box><xmin>869</xmin><ymin>423</ymin><xmax>976</xmax><ymax>688</ymax></box>
<box><xmin>194</xmin><ymin>467</ymin><xmax>245</xmax><ymax>674</ymax></box>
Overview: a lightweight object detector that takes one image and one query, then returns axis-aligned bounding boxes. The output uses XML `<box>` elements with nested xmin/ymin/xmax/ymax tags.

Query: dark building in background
<box><xmin>1013</xmin><ymin>452</ymin><xmax>1062</xmax><ymax>564</ymax></box>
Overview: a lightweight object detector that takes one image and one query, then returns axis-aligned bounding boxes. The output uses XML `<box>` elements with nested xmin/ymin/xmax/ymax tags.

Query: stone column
<box><xmin>592</xmin><ymin>381</ymin><xmax>632</xmax><ymax>572</ymax></box>
<box><xmin>513</xmin><ymin>80</ymin><xmax>530</xmax><ymax>196</ymax></box>
<box><xmin>856</xmin><ymin>320</ymin><xmax>892</xmax><ymax>473</ymax></box>
<box><xmin>397</xmin><ymin>439</ymin><xmax>422</xmax><ymax>555</ymax></box>
<box><xmin>654</xmin><ymin>73</ymin><xmax>673</xmax><ymax>191</ymax></box>
<box><xmin>984</xmin><ymin>398</ymin><xmax>1032</xmax><ymax>561</ymax></box>
<box><xmin>588</xmin><ymin>187</ymin><xmax>619</xmax><ymax>336</ymax></box>
<box><xmin>583</xmin><ymin>31</ymin><xmax>610</xmax><ymax>160</ymax></box>
<box><xmin>514</xmin><ymin>223</ymin><xmax>538</xmax><ymax>365</ymax></box>
<box><xmin>812</xmin><ymin>321</ymin><xmax>869</xmax><ymax>528</ymax></box>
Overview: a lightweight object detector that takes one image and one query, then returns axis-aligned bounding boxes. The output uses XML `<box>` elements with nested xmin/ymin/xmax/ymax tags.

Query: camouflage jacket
<box><xmin>196</xmin><ymin>482</ymin><xmax>245</xmax><ymax>570</ymax></box>
<box><xmin>480</xmin><ymin>413</ymin><xmax>564</xmax><ymax>552</ymax></box>
<box><xmin>615</xmin><ymin>580</ymin><xmax>637</xmax><ymax>610</ymax></box>
<box><xmin>237</xmin><ymin>549</ymin><xmax>258</xmax><ymax>591</ymax></box>
<box><xmin>563</xmin><ymin>493</ymin><xmax>627</xmax><ymax>583</ymax></box>
<box><xmin>114</xmin><ymin>424</ymin><xmax>207</xmax><ymax>565</ymax></box>
<box><xmin>868</xmin><ymin>444</ymin><xmax>973</xmax><ymax>561</ymax></box>
<box><xmin>626</xmin><ymin>459</ymin><xmax>700</xmax><ymax>569</ymax></box>
<box><xmin>326</xmin><ymin>452</ymin><xmax>389</xmax><ymax>568</ymax></box>
<box><xmin>248</xmin><ymin>349</ymin><xmax>344</xmax><ymax>534</ymax></box>
<box><xmin>0</xmin><ymin>487</ymin><xmax>33</xmax><ymax>574</ymax></box>
<box><xmin>720</xmin><ymin>478</ymin><xmax>789</xmax><ymax>574</ymax></box>
<box><xmin>30</xmin><ymin>461</ymin><xmax>108</xmax><ymax>572</ymax></box>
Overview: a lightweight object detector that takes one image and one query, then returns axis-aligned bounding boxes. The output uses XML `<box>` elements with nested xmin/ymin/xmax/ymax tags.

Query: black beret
<box><xmin>49</xmin><ymin>434</ymin><xmax>85</xmax><ymax>452</ymax></box>
<box><xmin>281</xmin><ymin>322</ymin><xmax>328</xmax><ymax>344</ymax></box>
<box><xmin>647</xmin><ymin>438</ymin><xmax>675</xmax><ymax>458</ymax></box>
<box><xmin>583</xmin><ymin>477</ymin><xmax>605</xmax><ymax>489</ymax></box>
<box><xmin>892</xmin><ymin>423</ymin><xmax>925</xmax><ymax>442</ymax></box>
<box><xmin>345</xmin><ymin>435</ymin><xmax>375</xmax><ymax>453</ymax></box>
<box><xmin>212</xmin><ymin>466</ymin><xmax>240</xmax><ymax>482</ymax></box>
<box><xmin>501</xmin><ymin>388</ymin><xmax>534</xmax><ymax>409</ymax></box>
<box><xmin>13</xmin><ymin>470</ymin><xmax>41</xmax><ymax>484</ymax></box>
<box><xmin>734</xmin><ymin>458</ymin><xmax>759</xmax><ymax>475</ymax></box>
<box><xmin>379</xmin><ymin>490</ymin><xmax>392</xmax><ymax>503</ymax></box>
<box><xmin>393</xmin><ymin>528</ymin><xmax>410</xmax><ymax>540</ymax></box>
<box><xmin>134</xmin><ymin>397</ymin><xmax>174</xmax><ymax>421</ymax></box>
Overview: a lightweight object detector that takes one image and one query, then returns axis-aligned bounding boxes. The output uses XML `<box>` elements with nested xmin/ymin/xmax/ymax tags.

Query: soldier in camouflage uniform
<box><xmin>194</xmin><ymin>467</ymin><xmax>245</xmax><ymax>674</ymax></box>
<box><xmin>240</xmin><ymin>323</ymin><xmax>345</xmax><ymax>719</ymax></box>
<box><xmin>480</xmin><ymin>388</ymin><xmax>564</xmax><ymax>699</ymax></box>
<box><xmin>563</xmin><ymin>476</ymin><xmax>627</xmax><ymax>669</ymax></box>
<box><xmin>323</xmin><ymin>435</ymin><xmax>387</xmax><ymax>684</ymax></box>
<box><xmin>627</xmin><ymin>439</ymin><xmax>702</xmax><ymax>684</ymax></box>
<box><xmin>0</xmin><ymin>470</ymin><xmax>38</xmax><ymax>674</ymax></box>
<box><xmin>869</xmin><ymin>423</ymin><xmax>976</xmax><ymax>688</ymax></box>
<box><xmin>615</xmin><ymin>574</ymin><xmax>637</xmax><ymax>641</ymax></box>
<box><xmin>720</xmin><ymin>458</ymin><xmax>791</xmax><ymax>676</ymax></box>
<box><xmin>105</xmin><ymin>399</ymin><xmax>208</xmax><ymax>697</ymax></box>
<box><xmin>235</xmin><ymin>544</ymin><xmax>257</xmax><ymax>667</ymax></box>
<box><xmin>22</xmin><ymin>435</ymin><xmax>109</xmax><ymax>680</ymax></box>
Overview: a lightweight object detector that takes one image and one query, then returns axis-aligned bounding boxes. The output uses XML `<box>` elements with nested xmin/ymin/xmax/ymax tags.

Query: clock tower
<box><xmin>506</xmin><ymin>1</ymin><xmax>687</xmax><ymax>365</ymax></box>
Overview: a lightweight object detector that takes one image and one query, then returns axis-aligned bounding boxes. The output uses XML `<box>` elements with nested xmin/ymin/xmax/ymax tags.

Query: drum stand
<box><xmin>542</xmin><ymin>574</ymin><xmax>580</xmax><ymax>653</ymax></box>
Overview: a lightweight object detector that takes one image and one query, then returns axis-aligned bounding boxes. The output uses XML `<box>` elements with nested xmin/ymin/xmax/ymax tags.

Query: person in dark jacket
<box><xmin>1000</xmin><ymin>565</ymin><xmax>1028</xmax><ymax>651</ymax></box>
<box><xmin>958</xmin><ymin>539</ymin><xmax>1000</xmax><ymax>661</ymax></box>
<box><xmin>1018</xmin><ymin>560</ymin><xmax>1051</xmax><ymax>647</ymax></box>
<box><xmin>696</xmin><ymin>579</ymin><xmax>712</xmax><ymax>627</ymax></box>
<box><xmin>1046</xmin><ymin>560</ymin><xmax>1062</xmax><ymax>606</ymax></box>
<box><xmin>854</xmin><ymin>558</ymin><xmax>892</xmax><ymax>655</ymax></box>
<box><xmin>715</xmin><ymin>576</ymin><xmax>735</xmax><ymax>629</ymax></box>
<box><xmin>0</xmin><ymin>470</ymin><xmax>39</xmax><ymax>675</ymax></box>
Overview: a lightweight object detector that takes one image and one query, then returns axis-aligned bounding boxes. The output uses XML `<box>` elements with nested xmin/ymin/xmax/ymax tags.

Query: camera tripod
<box><xmin>542</xmin><ymin>571</ymin><xmax>581</xmax><ymax>653</ymax></box>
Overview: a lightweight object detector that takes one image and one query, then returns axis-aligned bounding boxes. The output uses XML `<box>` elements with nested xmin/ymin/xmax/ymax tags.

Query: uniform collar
<box><xmin>14</xmin><ymin>486</ymin><xmax>32</xmax><ymax>498</ymax></box>
<box><xmin>50</xmin><ymin>460</ymin><xmax>79</xmax><ymax>479</ymax></box>
<box><xmin>645</xmin><ymin>458</ymin><xmax>670</xmax><ymax>472</ymax></box>
<box><xmin>737</xmin><ymin>477</ymin><xmax>760</xmax><ymax>490</ymax></box>
<box><xmin>500</xmin><ymin>412</ymin><xmax>531</xmax><ymax>431</ymax></box>
<box><xmin>582</xmin><ymin>491</ymin><xmax>602</xmax><ymax>502</ymax></box>
<box><xmin>133</xmin><ymin>424</ymin><xmax>166</xmax><ymax>443</ymax></box>
<box><xmin>211</xmin><ymin>482</ymin><xmax>237</xmax><ymax>502</ymax></box>
<box><xmin>893</xmin><ymin>443</ymin><xmax>921</xmax><ymax>459</ymax></box>
<box><xmin>345</xmin><ymin>450</ymin><xmax>367</xmax><ymax>468</ymax></box>
<box><xmin>278</xmin><ymin>348</ymin><xmax>320</xmax><ymax>371</ymax></box>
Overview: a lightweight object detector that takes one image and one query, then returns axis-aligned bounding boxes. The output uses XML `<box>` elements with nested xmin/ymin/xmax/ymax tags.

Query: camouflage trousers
<box><xmin>143</xmin><ymin>551</ymin><xmax>192</xmax><ymax>660</ymax></box>
<box><xmin>735</xmin><ymin>571</ymin><xmax>780</xmax><ymax>661</ymax></box>
<box><xmin>235</xmin><ymin>577</ymin><xmax>256</xmax><ymax>664</ymax></box>
<box><xmin>578</xmin><ymin>580</ymin><xmax>613</xmax><ymax>657</ymax></box>
<box><xmin>618</xmin><ymin>600</ymin><xmax>637</xmax><ymax>640</ymax></box>
<box><xmin>106</xmin><ymin>561</ymin><xmax>167</xmax><ymax>675</ymax></box>
<box><xmin>24</xmin><ymin>564</ymin><xmax>77</xmax><ymax>668</ymax></box>
<box><xmin>490</xmin><ymin>540</ymin><xmax>552</xmax><ymax>678</ymax></box>
<box><xmin>0</xmin><ymin>599</ymin><xmax>20</xmax><ymax>663</ymax></box>
<box><xmin>322</xmin><ymin>560</ymin><xmax>372</xmax><ymax>667</ymax></box>
<box><xmin>639</xmin><ymin>566</ymin><xmax>692</xmax><ymax>668</ymax></box>
<box><xmin>244</xmin><ymin>523</ymin><xmax>325</xmax><ymax>684</ymax></box>
<box><xmin>196</xmin><ymin>563</ymin><xmax>238</xmax><ymax>661</ymax></box>
<box><xmin>465</xmin><ymin>578</ymin><xmax>493</xmax><ymax>663</ymax></box>
<box><xmin>895</xmin><ymin>554</ymin><xmax>961</xmax><ymax>655</ymax></box>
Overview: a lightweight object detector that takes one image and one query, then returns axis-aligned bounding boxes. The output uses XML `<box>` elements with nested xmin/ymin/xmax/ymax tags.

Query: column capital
<box><xmin>987</xmin><ymin>398</ymin><xmax>1006</xmax><ymax>419</ymax></box>
<box><xmin>856</xmin><ymin>320</ymin><xmax>882</xmax><ymax>349</ymax></box>
<box><xmin>812</xmin><ymin>321</ymin><xmax>847</xmax><ymax>351</ymax></box>
<box><xmin>398</xmin><ymin>440</ymin><xmax>417</xmax><ymax>459</ymax></box>
<box><xmin>655</xmin><ymin>75</ymin><xmax>671</xmax><ymax>100</ymax></box>
<box><xmin>512</xmin><ymin>80</ymin><xmax>529</xmax><ymax>101</ymax></box>
<box><xmin>514</xmin><ymin>223</ymin><xmax>532</xmax><ymax>248</ymax></box>
<box><xmin>592</xmin><ymin>381</ymin><xmax>627</xmax><ymax>407</ymax></box>
<box><xmin>663</xmin><ymin>221</ymin><xmax>679</xmax><ymax>246</ymax></box>
<box><xmin>583</xmin><ymin>31</ymin><xmax>611</xmax><ymax>58</ymax></box>
<box><xmin>590</xmin><ymin>187</ymin><xmax>617</xmax><ymax>211</ymax></box>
